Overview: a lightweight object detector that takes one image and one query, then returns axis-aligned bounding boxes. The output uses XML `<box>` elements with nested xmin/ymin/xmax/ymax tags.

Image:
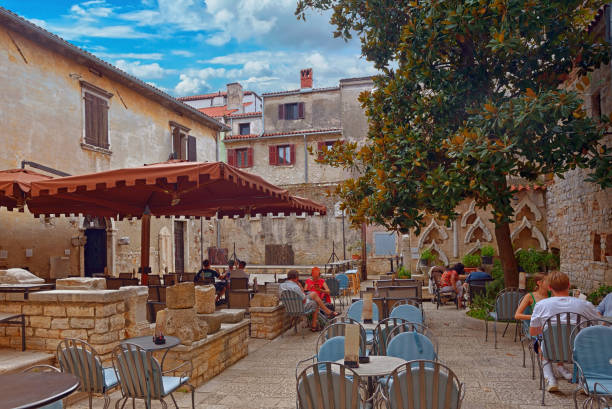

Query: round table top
<box><xmin>335</xmin><ymin>356</ymin><xmax>406</xmax><ymax>377</ymax></box>
<box><xmin>0</xmin><ymin>372</ymin><xmax>79</xmax><ymax>409</ymax></box>
<box><xmin>121</xmin><ymin>335</ymin><xmax>181</xmax><ymax>351</ymax></box>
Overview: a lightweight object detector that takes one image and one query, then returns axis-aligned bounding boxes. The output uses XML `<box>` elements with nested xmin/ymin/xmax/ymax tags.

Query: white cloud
<box><xmin>205</xmin><ymin>32</ymin><xmax>231</xmax><ymax>47</ymax></box>
<box><xmin>94</xmin><ymin>52</ymin><xmax>163</xmax><ymax>60</ymax></box>
<box><xmin>114</xmin><ymin>60</ymin><xmax>176</xmax><ymax>79</ymax></box>
<box><xmin>171</xmin><ymin>50</ymin><xmax>195</xmax><ymax>57</ymax></box>
<box><xmin>174</xmin><ymin>74</ymin><xmax>210</xmax><ymax>95</ymax></box>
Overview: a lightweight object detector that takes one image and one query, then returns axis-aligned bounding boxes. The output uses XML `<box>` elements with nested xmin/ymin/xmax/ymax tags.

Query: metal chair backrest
<box><xmin>494</xmin><ymin>288</ymin><xmax>524</xmax><ymax>321</ymax></box>
<box><xmin>387</xmin><ymin>332</ymin><xmax>437</xmax><ymax>362</ymax></box>
<box><xmin>147</xmin><ymin>275</ymin><xmax>161</xmax><ymax>286</ymax></box>
<box><xmin>231</xmin><ymin>277</ymin><xmax>249</xmax><ymax>290</ymax></box>
<box><xmin>112</xmin><ymin>343</ymin><xmax>164</xmax><ymax>400</ymax></box>
<box><xmin>336</xmin><ymin>274</ymin><xmax>350</xmax><ymax>289</ymax></box>
<box><xmin>180</xmin><ymin>273</ymin><xmax>196</xmax><ymax>283</ymax></box>
<box><xmin>317</xmin><ymin>336</ymin><xmax>345</xmax><ymax>363</ymax></box>
<box><xmin>347</xmin><ymin>300</ymin><xmax>380</xmax><ymax>322</ymax></box>
<box><xmin>280</xmin><ymin>290</ymin><xmax>305</xmax><ymax>316</ymax></box>
<box><xmin>387</xmin><ymin>298</ymin><xmax>421</xmax><ymax>313</ymax></box>
<box><xmin>325</xmin><ymin>278</ymin><xmax>340</xmax><ymax>297</ymax></box>
<box><xmin>387</xmin><ymin>286</ymin><xmax>419</xmax><ymax>300</ymax></box>
<box><xmin>572</xmin><ymin>321</ymin><xmax>612</xmax><ymax>381</ymax></box>
<box><xmin>387</xmin><ymin>360</ymin><xmax>463</xmax><ymax>409</ymax></box>
<box><xmin>390</xmin><ymin>304</ymin><xmax>423</xmax><ymax>324</ymax></box>
<box><xmin>297</xmin><ymin>362</ymin><xmax>361</xmax><ymax>409</ymax></box>
<box><xmin>374</xmin><ymin>318</ymin><xmax>424</xmax><ymax>355</ymax></box>
<box><xmin>318</xmin><ymin>323</ymin><xmax>366</xmax><ymax>357</ymax></box>
<box><xmin>541</xmin><ymin>312</ymin><xmax>588</xmax><ymax>363</ymax></box>
<box><xmin>57</xmin><ymin>339</ymin><xmax>106</xmax><ymax>394</ymax></box>
<box><xmin>163</xmin><ymin>274</ymin><xmax>177</xmax><ymax>286</ymax></box>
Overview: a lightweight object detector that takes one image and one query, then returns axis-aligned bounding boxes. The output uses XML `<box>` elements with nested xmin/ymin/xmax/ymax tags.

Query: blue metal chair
<box><xmin>382</xmin><ymin>360</ymin><xmax>464</xmax><ymax>409</ymax></box>
<box><xmin>318</xmin><ymin>322</ymin><xmax>367</xmax><ymax>357</ymax></box>
<box><xmin>22</xmin><ymin>365</ymin><xmax>64</xmax><ymax>409</ymax></box>
<box><xmin>56</xmin><ymin>338</ymin><xmax>119</xmax><ymax>409</ymax></box>
<box><xmin>336</xmin><ymin>274</ymin><xmax>351</xmax><ymax>305</ymax></box>
<box><xmin>347</xmin><ymin>300</ymin><xmax>380</xmax><ymax>345</ymax></box>
<box><xmin>373</xmin><ymin>318</ymin><xmax>427</xmax><ymax>355</ymax></box>
<box><xmin>485</xmin><ymin>288</ymin><xmax>524</xmax><ymax>349</ymax></box>
<box><xmin>295</xmin><ymin>336</ymin><xmax>351</xmax><ymax>382</ymax></box>
<box><xmin>296</xmin><ymin>362</ymin><xmax>362</xmax><ymax>409</ymax></box>
<box><xmin>112</xmin><ymin>342</ymin><xmax>194</xmax><ymax>409</ymax></box>
<box><xmin>571</xmin><ymin>320</ymin><xmax>612</xmax><ymax>409</ymax></box>
<box><xmin>325</xmin><ymin>277</ymin><xmax>342</xmax><ymax>309</ymax></box>
<box><xmin>280</xmin><ymin>290</ymin><xmax>312</xmax><ymax>335</ymax></box>
<box><xmin>386</xmin><ymin>331</ymin><xmax>437</xmax><ymax>362</ymax></box>
<box><xmin>389</xmin><ymin>304</ymin><xmax>424</xmax><ymax>325</ymax></box>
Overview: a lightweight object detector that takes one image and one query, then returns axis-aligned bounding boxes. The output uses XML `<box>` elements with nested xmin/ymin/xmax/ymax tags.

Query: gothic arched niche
<box><xmin>418</xmin><ymin>219</ymin><xmax>449</xmax><ymax>249</ymax></box>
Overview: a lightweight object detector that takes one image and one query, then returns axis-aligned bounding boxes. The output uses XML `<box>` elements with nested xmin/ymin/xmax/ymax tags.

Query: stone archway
<box><xmin>511</xmin><ymin>217</ymin><xmax>547</xmax><ymax>250</ymax></box>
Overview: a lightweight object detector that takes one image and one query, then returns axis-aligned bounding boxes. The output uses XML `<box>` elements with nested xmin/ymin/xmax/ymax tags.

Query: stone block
<box><xmin>197</xmin><ymin>312</ymin><xmax>224</xmax><ymax>334</ymax></box>
<box><xmin>43</xmin><ymin>305</ymin><xmax>66</xmax><ymax>317</ymax></box>
<box><xmin>60</xmin><ymin>329</ymin><xmax>88</xmax><ymax>339</ymax></box>
<box><xmin>55</xmin><ymin>277</ymin><xmax>107</xmax><ymax>290</ymax></box>
<box><xmin>22</xmin><ymin>304</ymin><xmax>43</xmax><ymax>315</ymax></box>
<box><xmin>195</xmin><ymin>285</ymin><xmax>216</xmax><ymax>314</ymax></box>
<box><xmin>110</xmin><ymin>315</ymin><xmax>125</xmax><ymax>331</ymax></box>
<box><xmin>250</xmin><ymin>293</ymin><xmax>279</xmax><ymax>308</ymax></box>
<box><xmin>29</xmin><ymin>316</ymin><xmax>52</xmax><ymax>329</ymax></box>
<box><xmin>118</xmin><ymin>286</ymin><xmax>147</xmax><ymax>326</ymax></box>
<box><xmin>166</xmin><ymin>283</ymin><xmax>195</xmax><ymax>309</ymax></box>
<box><xmin>66</xmin><ymin>306</ymin><xmax>95</xmax><ymax>317</ymax></box>
<box><xmin>95</xmin><ymin>304</ymin><xmax>117</xmax><ymax>317</ymax></box>
<box><xmin>70</xmin><ymin>318</ymin><xmax>95</xmax><ymax>329</ymax></box>
<box><xmin>94</xmin><ymin>318</ymin><xmax>110</xmax><ymax>334</ymax></box>
<box><xmin>51</xmin><ymin>318</ymin><xmax>70</xmax><ymax>330</ymax></box>
<box><xmin>89</xmin><ymin>331</ymin><xmax>119</xmax><ymax>344</ymax></box>
<box><xmin>159</xmin><ymin>307</ymin><xmax>206</xmax><ymax>345</ymax></box>
<box><xmin>219</xmin><ymin>309</ymin><xmax>245</xmax><ymax>324</ymax></box>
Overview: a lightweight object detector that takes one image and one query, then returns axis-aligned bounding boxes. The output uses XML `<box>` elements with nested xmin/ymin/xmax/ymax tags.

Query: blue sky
<box><xmin>0</xmin><ymin>0</ymin><xmax>377</xmax><ymax>97</ymax></box>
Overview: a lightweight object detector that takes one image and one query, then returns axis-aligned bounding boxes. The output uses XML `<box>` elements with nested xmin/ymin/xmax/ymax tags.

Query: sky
<box><xmin>0</xmin><ymin>0</ymin><xmax>377</xmax><ymax>97</ymax></box>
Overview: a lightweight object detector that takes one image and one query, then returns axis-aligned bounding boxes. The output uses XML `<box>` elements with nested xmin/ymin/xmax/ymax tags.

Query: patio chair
<box><xmin>317</xmin><ymin>322</ymin><xmax>367</xmax><ymax>357</ymax></box>
<box><xmin>22</xmin><ymin>365</ymin><xmax>63</xmax><ymax>409</ymax></box>
<box><xmin>467</xmin><ymin>277</ymin><xmax>493</xmax><ymax>305</ymax></box>
<box><xmin>164</xmin><ymin>274</ymin><xmax>177</xmax><ymax>286</ymax></box>
<box><xmin>296</xmin><ymin>362</ymin><xmax>363</xmax><ymax>409</ymax></box>
<box><xmin>389</xmin><ymin>303</ymin><xmax>424</xmax><ymax>325</ymax></box>
<box><xmin>336</xmin><ymin>274</ymin><xmax>351</xmax><ymax>304</ymax></box>
<box><xmin>373</xmin><ymin>318</ymin><xmax>427</xmax><ymax>355</ymax></box>
<box><xmin>112</xmin><ymin>343</ymin><xmax>194</xmax><ymax>409</ymax></box>
<box><xmin>280</xmin><ymin>290</ymin><xmax>312</xmax><ymax>335</ymax></box>
<box><xmin>325</xmin><ymin>277</ymin><xmax>342</xmax><ymax>309</ymax></box>
<box><xmin>386</xmin><ymin>331</ymin><xmax>437</xmax><ymax>363</ymax></box>
<box><xmin>347</xmin><ymin>300</ymin><xmax>380</xmax><ymax>345</ymax></box>
<box><xmin>56</xmin><ymin>338</ymin><xmax>119</xmax><ymax>409</ymax></box>
<box><xmin>519</xmin><ymin>319</ymin><xmax>538</xmax><ymax>380</ymax></box>
<box><xmin>538</xmin><ymin>312</ymin><xmax>588</xmax><ymax>405</ymax></box>
<box><xmin>228</xmin><ymin>277</ymin><xmax>252</xmax><ymax>309</ymax></box>
<box><xmin>147</xmin><ymin>275</ymin><xmax>162</xmax><ymax>286</ymax></box>
<box><xmin>571</xmin><ymin>319</ymin><xmax>612</xmax><ymax>409</ymax></box>
<box><xmin>382</xmin><ymin>360</ymin><xmax>464</xmax><ymax>409</ymax></box>
<box><xmin>485</xmin><ymin>288</ymin><xmax>524</xmax><ymax>348</ymax></box>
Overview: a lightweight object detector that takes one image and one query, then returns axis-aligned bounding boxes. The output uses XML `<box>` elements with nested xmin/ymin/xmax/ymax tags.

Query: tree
<box><xmin>297</xmin><ymin>0</ymin><xmax>612</xmax><ymax>287</ymax></box>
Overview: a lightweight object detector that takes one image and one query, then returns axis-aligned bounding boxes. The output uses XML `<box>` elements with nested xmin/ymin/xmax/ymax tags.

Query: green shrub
<box><xmin>480</xmin><ymin>245</ymin><xmax>495</xmax><ymax>257</ymax></box>
<box><xmin>462</xmin><ymin>253</ymin><xmax>481</xmax><ymax>268</ymax></box>
<box><xmin>420</xmin><ymin>249</ymin><xmax>436</xmax><ymax>263</ymax></box>
<box><xmin>397</xmin><ymin>266</ymin><xmax>411</xmax><ymax>278</ymax></box>
<box><xmin>587</xmin><ymin>285</ymin><xmax>612</xmax><ymax>305</ymax></box>
<box><xmin>516</xmin><ymin>248</ymin><xmax>541</xmax><ymax>274</ymax></box>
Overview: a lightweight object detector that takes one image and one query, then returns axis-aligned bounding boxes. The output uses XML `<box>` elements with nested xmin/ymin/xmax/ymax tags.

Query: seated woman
<box><xmin>515</xmin><ymin>273</ymin><xmax>549</xmax><ymax>360</ymax></box>
<box><xmin>304</xmin><ymin>267</ymin><xmax>334</xmax><ymax>311</ymax></box>
<box><xmin>440</xmin><ymin>265</ymin><xmax>464</xmax><ymax>308</ymax></box>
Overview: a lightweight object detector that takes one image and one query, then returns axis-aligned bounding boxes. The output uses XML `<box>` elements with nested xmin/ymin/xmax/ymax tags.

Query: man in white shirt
<box><xmin>279</xmin><ymin>270</ymin><xmax>339</xmax><ymax>331</ymax></box>
<box><xmin>530</xmin><ymin>271</ymin><xmax>600</xmax><ymax>392</ymax></box>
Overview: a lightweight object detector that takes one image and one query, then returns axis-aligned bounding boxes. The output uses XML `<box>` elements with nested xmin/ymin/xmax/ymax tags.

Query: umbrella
<box><xmin>0</xmin><ymin>169</ymin><xmax>52</xmax><ymax>211</ymax></box>
<box><xmin>28</xmin><ymin>161</ymin><xmax>326</xmax><ymax>281</ymax></box>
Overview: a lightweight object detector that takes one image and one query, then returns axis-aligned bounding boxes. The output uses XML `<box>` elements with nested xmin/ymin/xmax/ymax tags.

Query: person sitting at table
<box><xmin>461</xmin><ymin>266</ymin><xmax>493</xmax><ymax>292</ymax></box>
<box><xmin>596</xmin><ymin>292</ymin><xmax>612</xmax><ymax>317</ymax></box>
<box><xmin>280</xmin><ymin>270</ymin><xmax>339</xmax><ymax>331</ymax></box>
<box><xmin>440</xmin><ymin>265</ymin><xmax>464</xmax><ymax>308</ymax></box>
<box><xmin>304</xmin><ymin>267</ymin><xmax>334</xmax><ymax>310</ymax></box>
<box><xmin>194</xmin><ymin>260</ymin><xmax>226</xmax><ymax>303</ymax></box>
<box><xmin>231</xmin><ymin>260</ymin><xmax>249</xmax><ymax>279</ymax></box>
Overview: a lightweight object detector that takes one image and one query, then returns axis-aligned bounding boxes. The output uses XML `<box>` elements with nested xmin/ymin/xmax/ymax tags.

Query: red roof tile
<box><xmin>178</xmin><ymin>90</ymin><xmax>254</xmax><ymax>101</ymax></box>
<box><xmin>224</xmin><ymin>134</ymin><xmax>260</xmax><ymax>141</ymax></box>
<box><xmin>262</xmin><ymin>128</ymin><xmax>342</xmax><ymax>137</ymax></box>
<box><xmin>229</xmin><ymin>111</ymin><xmax>261</xmax><ymax>118</ymax></box>
<box><xmin>198</xmin><ymin>106</ymin><xmax>237</xmax><ymax>118</ymax></box>
<box><xmin>510</xmin><ymin>184</ymin><xmax>547</xmax><ymax>192</ymax></box>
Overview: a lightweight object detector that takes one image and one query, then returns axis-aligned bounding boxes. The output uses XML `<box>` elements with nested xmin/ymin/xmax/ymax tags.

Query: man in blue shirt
<box><xmin>465</xmin><ymin>269</ymin><xmax>493</xmax><ymax>283</ymax></box>
<box><xmin>596</xmin><ymin>292</ymin><xmax>612</xmax><ymax>317</ymax></box>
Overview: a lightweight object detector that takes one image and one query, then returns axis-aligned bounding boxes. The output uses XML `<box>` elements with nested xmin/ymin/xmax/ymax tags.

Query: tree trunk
<box><xmin>494</xmin><ymin>222</ymin><xmax>519</xmax><ymax>288</ymax></box>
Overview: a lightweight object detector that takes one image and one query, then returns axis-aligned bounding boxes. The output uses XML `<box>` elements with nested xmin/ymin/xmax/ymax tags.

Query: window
<box><xmin>278</xmin><ymin>102</ymin><xmax>304</xmax><ymax>120</ymax></box>
<box><xmin>317</xmin><ymin>140</ymin><xmax>342</xmax><ymax>160</ymax></box>
<box><xmin>170</xmin><ymin>122</ymin><xmax>196</xmax><ymax>161</ymax></box>
<box><xmin>239</xmin><ymin>123</ymin><xmax>250</xmax><ymax>135</ymax></box>
<box><xmin>374</xmin><ymin>232</ymin><xmax>397</xmax><ymax>256</ymax></box>
<box><xmin>227</xmin><ymin>147</ymin><xmax>253</xmax><ymax>168</ymax></box>
<box><xmin>81</xmin><ymin>81</ymin><xmax>112</xmax><ymax>150</ymax></box>
<box><xmin>269</xmin><ymin>144</ymin><xmax>296</xmax><ymax>166</ymax></box>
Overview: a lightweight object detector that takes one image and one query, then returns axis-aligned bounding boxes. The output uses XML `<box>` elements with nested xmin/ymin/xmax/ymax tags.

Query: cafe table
<box><xmin>335</xmin><ymin>355</ymin><xmax>406</xmax><ymax>397</ymax></box>
<box><xmin>121</xmin><ymin>335</ymin><xmax>180</xmax><ymax>369</ymax></box>
<box><xmin>0</xmin><ymin>372</ymin><xmax>79</xmax><ymax>409</ymax></box>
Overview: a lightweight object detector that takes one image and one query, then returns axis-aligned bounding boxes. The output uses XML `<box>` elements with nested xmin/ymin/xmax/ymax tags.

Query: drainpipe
<box><xmin>260</xmin><ymin>95</ymin><xmax>265</xmax><ymax>136</ymax></box>
<box><xmin>303</xmin><ymin>133</ymin><xmax>308</xmax><ymax>183</ymax></box>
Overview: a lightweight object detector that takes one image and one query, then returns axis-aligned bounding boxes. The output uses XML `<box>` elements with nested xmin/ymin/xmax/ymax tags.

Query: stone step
<box><xmin>0</xmin><ymin>348</ymin><xmax>55</xmax><ymax>374</ymax></box>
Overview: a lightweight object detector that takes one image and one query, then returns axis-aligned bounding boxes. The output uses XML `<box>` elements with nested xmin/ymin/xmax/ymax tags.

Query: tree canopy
<box><xmin>297</xmin><ymin>0</ymin><xmax>612</xmax><ymax>286</ymax></box>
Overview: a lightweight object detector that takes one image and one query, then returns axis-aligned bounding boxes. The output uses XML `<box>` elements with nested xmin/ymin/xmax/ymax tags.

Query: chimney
<box><xmin>226</xmin><ymin>82</ymin><xmax>244</xmax><ymax>113</ymax></box>
<box><xmin>300</xmin><ymin>68</ymin><xmax>313</xmax><ymax>89</ymax></box>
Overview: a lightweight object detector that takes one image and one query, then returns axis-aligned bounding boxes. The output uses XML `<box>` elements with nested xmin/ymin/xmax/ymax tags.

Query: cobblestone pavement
<box><xmin>73</xmin><ymin>301</ymin><xmax>588</xmax><ymax>408</ymax></box>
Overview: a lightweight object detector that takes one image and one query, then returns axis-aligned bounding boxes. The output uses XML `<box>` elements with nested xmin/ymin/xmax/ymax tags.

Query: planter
<box><xmin>351</xmin><ymin>254</ymin><xmax>361</xmax><ymax>260</ymax></box>
<box><xmin>482</xmin><ymin>256</ymin><xmax>493</xmax><ymax>265</ymax></box>
<box><xmin>464</xmin><ymin>267</ymin><xmax>478</xmax><ymax>273</ymax></box>
<box><xmin>419</xmin><ymin>259</ymin><xmax>430</xmax><ymax>267</ymax></box>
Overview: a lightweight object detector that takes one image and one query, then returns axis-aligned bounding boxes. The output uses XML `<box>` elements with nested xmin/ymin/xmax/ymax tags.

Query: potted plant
<box><xmin>420</xmin><ymin>249</ymin><xmax>436</xmax><ymax>267</ymax></box>
<box><xmin>397</xmin><ymin>265</ymin><xmax>411</xmax><ymax>279</ymax></box>
<box><xmin>516</xmin><ymin>248</ymin><xmax>541</xmax><ymax>274</ymax></box>
<box><xmin>348</xmin><ymin>241</ymin><xmax>362</xmax><ymax>259</ymax></box>
<box><xmin>462</xmin><ymin>253</ymin><xmax>481</xmax><ymax>268</ymax></box>
<box><xmin>480</xmin><ymin>245</ymin><xmax>495</xmax><ymax>265</ymax></box>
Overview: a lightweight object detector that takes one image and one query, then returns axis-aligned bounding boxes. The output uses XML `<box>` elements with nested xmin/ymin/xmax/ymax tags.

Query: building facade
<box><xmin>0</xmin><ymin>7</ymin><xmax>227</xmax><ymax>279</ymax></box>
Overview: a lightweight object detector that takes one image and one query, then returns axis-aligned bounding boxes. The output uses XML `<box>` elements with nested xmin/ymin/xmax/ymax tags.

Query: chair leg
<box><xmin>115</xmin><ymin>397</ymin><xmax>127</xmax><ymax>409</ymax></box>
<box><xmin>485</xmin><ymin>317</ymin><xmax>488</xmax><ymax>342</ymax></box>
<box><xmin>189</xmin><ymin>383</ymin><xmax>195</xmax><ymax>409</ymax></box>
<box><xmin>521</xmin><ymin>338</ymin><xmax>526</xmax><ymax>368</ymax></box>
<box><xmin>502</xmin><ymin>321</ymin><xmax>510</xmax><ymax>338</ymax></box>
<box><xmin>89</xmin><ymin>394</ymin><xmax>93</xmax><ymax>409</ymax></box>
<box><xmin>514</xmin><ymin>322</ymin><xmax>519</xmax><ymax>342</ymax></box>
<box><xmin>160</xmin><ymin>397</ymin><xmax>168</xmax><ymax>409</ymax></box>
<box><xmin>494</xmin><ymin>320</ymin><xmax>498</xmax><ymax>349</ymax></box>
<box><xmin>170</xmin><ymin>393</ymin><xmax>179</xmax><ymax>409</ymax></box>
<box><xmin>103</xmin><ymin>394</ymin><xmax>111</xmax><ymax>409</ymax></box>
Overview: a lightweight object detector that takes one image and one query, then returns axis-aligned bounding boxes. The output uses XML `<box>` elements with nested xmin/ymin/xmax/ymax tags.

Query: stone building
<box><xmin>0</xmin><ymin>7</ymin><xmax>227</xmax><ymax>279</ymax></box>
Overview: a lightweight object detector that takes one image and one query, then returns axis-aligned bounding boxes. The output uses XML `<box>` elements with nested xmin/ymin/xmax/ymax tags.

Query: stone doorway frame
<box><xmin>77</xmin><ymin>216</ymin><xmax>117</xmax><ymax>277</ymax></box>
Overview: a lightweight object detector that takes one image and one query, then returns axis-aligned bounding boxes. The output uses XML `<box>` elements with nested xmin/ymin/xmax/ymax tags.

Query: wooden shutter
<box><xmin>247</xmin><ymin>147</ymin><xmax>254</xmax><ymax>168</ymax></box>
<box><xmin>269</xmin><ymin>145</ymin><xmax>277</xmax><ymax>165</ymax></box>
<box><xmin>317</xmin><ymin>141</ymin><xmax>325</xmax><ymax>160</ymax></box>
<box><xmin>84</xmin><ymin>93</ymin><xmax>97</xmax><ymax>146</ymax></box>
<box><xmin>278</xmin><ymin>104</ymin><xmax>285</xmax><ymax>120</ymax></box>
<box><xmin>172</xmin><ymin>128</ymin><xmax>181</xmax><ymax>159</ymax></box>
<box><xmin>298</xmin><ymin>102</ymin><xmax>305</xmax><ymax>119</ymax></box>
<box><xmin>187</xmin><ymin>135</ymin><xmax>197</xmax><ymax>162</ymax></box>
<box><xmin>227</xmin><ymin>149</ymin><xmax>236</xmax><ymax>166</ymax></box>
<box><xmin>97</xmin><ymin>98</ymin><xmax>109</xmax><ymax>148</ymax></box>
<box><xmin>289</xmin><ymin>144</ymin><xmax>296</xmax><ymax>165</ymax></box>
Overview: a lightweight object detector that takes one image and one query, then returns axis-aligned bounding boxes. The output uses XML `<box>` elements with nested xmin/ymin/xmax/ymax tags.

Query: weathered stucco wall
<box><xmin>229</xmin><ymin>116</ymin><xmax>262</xmax><ymax>136</ymax></box>
<box><xmin>263</xmin><ymin>89</ymin><xmax>341</xmax><ymax>133</ymax></box>
<box><xmin>0</xmin><ymin>25</ymin><xmax>218</xmax><ymax>278</ymax></box>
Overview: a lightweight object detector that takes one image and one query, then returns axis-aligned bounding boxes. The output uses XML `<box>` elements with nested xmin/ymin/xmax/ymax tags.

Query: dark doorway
<box><xmin>84</xmin><ymin>217</ymin><xmax>107</xmax><ymax>277</ymax></box>
<box><xmin>174</xmin><ymin>221</ymin><xmax>185</xmax><ymax>273</ymax></box>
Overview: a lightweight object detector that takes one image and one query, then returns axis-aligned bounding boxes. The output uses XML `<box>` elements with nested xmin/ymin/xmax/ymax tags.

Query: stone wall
<box><xmin>250</xmin><ymin>305</ymin><xmax>292</xmax><ymax>339</ymax></box>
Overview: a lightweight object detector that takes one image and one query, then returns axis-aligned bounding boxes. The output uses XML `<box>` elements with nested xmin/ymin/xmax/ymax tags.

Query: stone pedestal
<box><xmin>250</xmin><ymin>305</ymin><xmax>291</xmax><ymax>340</ymax></box>
<box><xmin>195</xmin><ymin>285</ymin><xmax>216</xmax><ymax>314</ymax></box>
<box><xmin>166</xmin><ymin>282</ymin><xmax>195</xmax><ymax>309</ymax></box>
<box><xmin>56</xmin><ymin>277</ymin><xmax>106</xmax><ymax>290</ymax></box>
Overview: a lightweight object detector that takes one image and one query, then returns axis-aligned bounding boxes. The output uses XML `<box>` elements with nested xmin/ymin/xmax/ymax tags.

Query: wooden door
<box><xmin>174</xmin><ymin>221</ymin><xmax>185</xmax><ymax>273</ymax></box>
<box><xmin>84</xmin><ymin>229</ymin><xmax>107</xmax><ymax>277</ymax></box>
